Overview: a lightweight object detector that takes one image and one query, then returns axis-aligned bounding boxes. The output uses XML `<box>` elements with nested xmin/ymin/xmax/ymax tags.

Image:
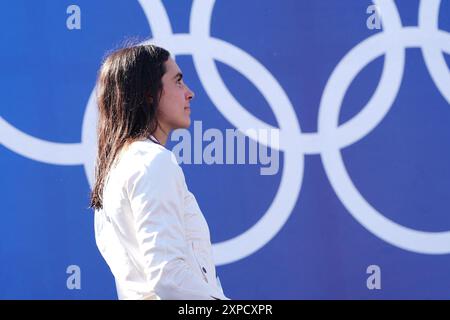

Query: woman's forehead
<box><xmin>165</xmin><ymin>57</ymin><xmax>182</xmax><ymax>76</ymax></box>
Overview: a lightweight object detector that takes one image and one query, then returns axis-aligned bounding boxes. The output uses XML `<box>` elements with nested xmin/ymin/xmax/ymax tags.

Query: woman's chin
<box><xmin>177</xmin><ymin>118</ymin><xmax>191</xmax><ymax>129</ymax></box>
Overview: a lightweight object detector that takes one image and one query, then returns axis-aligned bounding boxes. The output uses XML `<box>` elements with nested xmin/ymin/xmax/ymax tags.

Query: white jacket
<box><xmin>94</xmin><ymin>138</ymin><xmax>228</xmax><ymax>300</ymax></box>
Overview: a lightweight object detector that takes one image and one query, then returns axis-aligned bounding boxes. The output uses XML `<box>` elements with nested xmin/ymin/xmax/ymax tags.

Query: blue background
<box><xmin>1</xmin><ymin>0</ymin><xmax>450</xmax><ymax>299</ymax></box>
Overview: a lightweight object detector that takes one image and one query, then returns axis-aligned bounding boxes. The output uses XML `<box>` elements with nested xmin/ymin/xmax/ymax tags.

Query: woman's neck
<box><xmin>152</xmin><ymin>126</ymin><xmax>170</xmax><ymax>146</ymax></box>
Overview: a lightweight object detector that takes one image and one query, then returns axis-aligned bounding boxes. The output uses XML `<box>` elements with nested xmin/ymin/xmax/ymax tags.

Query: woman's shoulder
<box><xmin>117</xmin><ymin>139</ymin><xmax>185</xmax><ymax>193</ymax></box>
<box><xmin>121</xmin><ymin>139</ymin><xmax>180</xmax><ymax>173</ymax></box>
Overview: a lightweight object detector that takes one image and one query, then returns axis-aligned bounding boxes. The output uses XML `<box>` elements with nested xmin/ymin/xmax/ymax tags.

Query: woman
<box><xmin>89</xmin><ymin>44</ymin><xmax>228</xmax><ymax>300</ymax></box>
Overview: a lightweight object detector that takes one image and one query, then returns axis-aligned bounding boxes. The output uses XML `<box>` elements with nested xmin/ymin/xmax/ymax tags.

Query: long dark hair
<box><xmin>89</xmin><ymin>44</ymin><xmax>170</xmax><ymax>210</ymax></box>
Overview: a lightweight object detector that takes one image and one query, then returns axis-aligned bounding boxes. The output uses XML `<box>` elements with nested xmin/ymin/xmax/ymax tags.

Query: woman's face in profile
<box><xmin>157</xmin><ymin>57</ymin><xmax>195</xmax><ymax>131</ymax></box>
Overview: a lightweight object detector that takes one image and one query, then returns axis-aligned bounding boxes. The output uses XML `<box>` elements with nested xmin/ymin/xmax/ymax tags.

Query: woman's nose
<box><xmin>186</xmin><ymin>86</ymin><xmax>195</xmax><ymax>100</ymax></box>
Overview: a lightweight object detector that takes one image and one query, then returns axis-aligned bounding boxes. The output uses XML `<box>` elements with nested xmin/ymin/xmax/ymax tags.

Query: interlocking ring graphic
<box><xmin>1</xmin><ymin>0</ymin><xmax>449</xmax><ymax>264</ymax></box>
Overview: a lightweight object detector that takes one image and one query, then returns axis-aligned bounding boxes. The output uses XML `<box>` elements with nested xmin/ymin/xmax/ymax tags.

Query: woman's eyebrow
<box><xmin>173</xmin><ymin>72</ymin><xmax>183</xmax><ymax>80</ymax></box>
